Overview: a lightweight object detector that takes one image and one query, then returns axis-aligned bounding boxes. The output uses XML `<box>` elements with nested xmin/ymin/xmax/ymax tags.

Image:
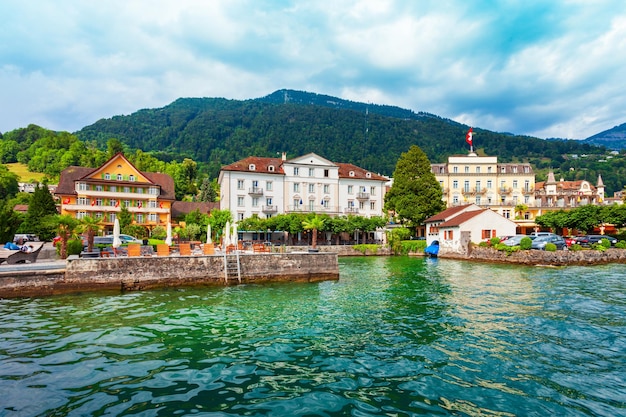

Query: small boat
<box><xmin>424</xmin><ymin>240</ymin><xmax>439</xmax><ymax>258</ymax></box>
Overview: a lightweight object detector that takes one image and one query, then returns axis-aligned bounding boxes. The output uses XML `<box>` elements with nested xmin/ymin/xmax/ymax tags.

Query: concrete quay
<box><xmin>0</xmin><ymin>244</ymin><xmax>339</xmax><ymax>298</ymax></box>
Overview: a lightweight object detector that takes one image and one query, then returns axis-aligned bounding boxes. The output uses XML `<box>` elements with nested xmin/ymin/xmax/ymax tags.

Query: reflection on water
<box><xmin>1</xmin><ymin>257</ymin><xmax>625</xmax><ymax>416</ymax></box>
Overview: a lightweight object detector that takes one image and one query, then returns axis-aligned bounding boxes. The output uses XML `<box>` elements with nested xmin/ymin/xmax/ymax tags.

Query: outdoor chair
<box><xmin>203</xmin><ymin>243</ymin><xmax>215</xmax><ymax>255</ymax></box>
<box><xmin>0</xmin><ymin>243</ymin><xmax>44</xmax><ymax>264</ymax></box>
<box><xmin>127</xmin><ymin>243</ymin><xmax>141</xmax><ymax>257</ymax></box>
<box><xmin>179</xmin><ymin>243</ymin><xmax>192</xmax><ymax>256</ymax></box>
<box><xmin>156</xmin><ymin>244</ymin><xmax>170</xmax><ymax>256</ymax></box>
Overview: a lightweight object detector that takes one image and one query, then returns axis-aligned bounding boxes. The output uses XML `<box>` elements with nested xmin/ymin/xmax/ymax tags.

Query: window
<box><xmin>78</xmin><ymin>183</ymin><xmax>87</xmax><ymax>191</ymax></box>
<box><xmin>238</xmin><ymin>213</ymin><xmax>244</xmax><ymax>221</ymax></box>
<box><xmin>309</xmin><ymin>168</ymin><xmax>314</xmax><ymax>177</ymax></box>
<box><xmin>309</xmin><ymin>200</ymin><xmax>315</xmax><ymax>211</ymax></box>
<box><xmin>266</xmin><ymin>181</ymin><xmax>273</xmax><ymax>191</ymax></box>
<box><xmin>308</xmin><ymin>183</ymin><xmax>314</xmax><ymax>193</ymax></box>
<box><xmin>524</xmin><ymin>166</ymin><xmax>530</xmax><ymax>173</ymax></box>
<box><xmin>293</xmin><ymin>183</ymin><xmax>300</xmax><ymax>192</ymax></box>
<box><xmin>110</xmin><ymin>186</ymin><xmax>117</xmax><ymax>193</ymax></box>
<box><xmin>359</xmin><ymin>201</ymin><xmax>365</xmax><ymax>210</ymax></box>
<box><xmin>464</xmin><ymin>181</ymin><xmax>470</xmax><ymax>193</ymax></box>
<box><xmin>95</xmin><ymin>212</ymin><xmax>103</xmax><ymax>219</ymax></box>
<box><xmin>323</xmin><ymin>184</ymin><xmax>330</xmax><ymax>193</ymax></box>
<box><xmin>512</xmin><ymin>166</ymin><xmax>518</xmax><ymax>173</ymax></box>
<box><xmin>237</xmin><ymin>180</ymin><xmax>244</xmax><ymax>190</ymax></box>
<box><xmin>500</xmin><ymin>180</ymin><xmax>506</xmax><ymax>190</ymax></box>
<box><xmin>453</xmin><ymin>180</ymin><xmax>458</xmax><ymax>189</ymax></box>
<box><xmin>322</xmin><ymin>199</ymin><xmax>329</xmax><ymax>208</ymax></box>
<box><xmin>237</xmin><ymin>197</ymin><xmax>244</xmax><ymax>207</ymax></box>
<box><xmin>148</xmin><ymin>201</ymin><xmax>158</xmax><ymax>208</ymax></box>
<box><xmin>252</xmin><ymin>180</ymin><xmax>258</xmax><ymax>188</ymax></box>
<box><xmin>445</xmin><ymin>230</ymin><xmax>454</xmax><ymax>240</ymax></box>
<box><xmin>348</xmin><ymin>185</ymin><xmax>353</xmax><ymax>194</ymax></box>
<box><xmin>266</xmin><ymin>197</ymin><xmax>273</xmax><ymax>206</ymax></box>
<box><xmin>294</xmin><ymin>167</ymin><xmax>299</xmax><ymax>176</ymax></box>
<box><xmin>476</xmin><ymin>167</ymin><xmax>480</xmax><ymax>173</ymax></box>
<box><xmin>294</xmin><ymin>198</ymin><xmax>301</xmax><ymax>208</ymax></box>
<box><xmin>453</xmin><ymin>166</ymin><xmax>458</xmax><ymax>173</ymax></box>
<box><xmin>149</xmin><ymin>187</ymin><xmax>159</xmax><ymax>195</ymax></box>
<box><xmin>465</xmin><ymin>166</ymin><xmax>469</xmax><ymax>173</ymax></box>
<box><xmin>487</xmin><ymin>180</ymin><xmax>492</xmax><ymax>189</ymax></box>
<box><xmin>481</xmin><ymin>230</ymin><xmax>495</xmax><ymax>239</ymax></box>
<box><xmin>268</xmin><ymin>165</ymin><xmax>275</xmax><ymax>172</ymax></box>
<box><xmin>78</xmin><ymin>197</ymin><xmax>88</xmax><ymax>205</ymax></box>
<box><xmin>249</xmin><ymin>164</ymin><xmax>256</xmax><ymax>171</ymax></box>
<box><xmin>129</xmin><ymin>175</ymin><xmax>135</xmax><ymax>181</ymax></box>
<box><xmin>488</xmin><ymin>167</ymin><xmax>492</xmax><ymax>173</ymax></box>
<box><xmin>124</xmin><ymin>186</ymin><xmax>131</xmax><ymax>193</ymax></box>
<box><xmin>135</xmin><ymin>214</ymin><xmax>143</xmax><ymax>224</ymax></box>
<box><xmin>95</xmin><ymin>185</ymin><xmax>103</xmax><ymax>192</ymax></box>
<box><xmin>76</xmin><ymin>211</ymin><xmax>87</xmax><ymax>220</ymax></box>
<box><xmin>476</xmin><ymin>180</ymin><xmax>481</xmax><ymax>192</ymax></box>
<box><xmin>370</xmin><ymin>186</ymin><xmax>376</xmax><ymax>195</ymax></box>
<box><xmin>137</xmin><ymin>188</ymin><xmax>144</xmax><ymax>194</ymax></box>
<box><xmin>124</xmin><ymin>200</ymin><xmax>131</xmax><ymax>207</ymax></box>
<box><xmin>476</xmin><ymin>196</ymin><xmax>481</xmax><ymax>205</ymax></box>
<box><xmin>148</xmin><ymin>213</ymin><xmax>157</xmax><ymax>222</ymax></box>
<box><xmin>453</xmin><ymin>195</ymin><xmax>459</xmax><ymax>204</ymax></box>
<box><xmin>524</xmin><ymin>180</ymin><xmax>530</xmax><ymax>192</ymax></box>
<box><xmin>324</xmin><ymin>169</ymin><xmax>329</xmax><ymax>177</ymax></box>
<box><xmin>349</xmin><ymin>171</ymin><xmax>355</xmax><ymax>177</ymax></box>
<box><xmin>513</xmin><ymin>180</ymin><xmax>518</xmax><ymax>189</ymax></box>
<box><xmin>117</xmin><ymin>174</ymin><xmax>123</xmax><ymax>181</ymax></box>
<box><xmin>503</xmin><ymin>210</ymin><xmax>511</xmax><ymax>219</ymax></box>
<box><xmin>104</xmin><ymin>173</ymin><xmax>110</xmax><ymax>180</ymax></box>
<box><xmin>95</xmin><ymin>198</ymin><xmax>103</xmax><ymax>206</ymax></box>
<box><xmin>370</xmin><ymin>201</ymin><xmax>375</xmax><ymax>210</ymax></box>
<box><xmin>109</xmin><ymin>199</ymin><xmax>117</xmax><ymax>207</ymax></box>
<box><xmin>252</xmin><ymin>197</ymin><xmax>259</xmax><ymax>207</ymax></box>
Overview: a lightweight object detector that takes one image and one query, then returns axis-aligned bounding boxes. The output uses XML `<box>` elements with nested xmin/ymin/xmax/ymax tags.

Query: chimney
<box><xmin>281</xmin><ymin>152</ymin><xmax>287</xmax><ymax>161</ymax></box>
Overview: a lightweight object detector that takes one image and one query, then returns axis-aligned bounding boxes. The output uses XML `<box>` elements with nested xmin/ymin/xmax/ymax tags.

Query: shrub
<box><xmin>616</xmin><ymin>241</ymin><xmax>626</xmax><ymax>249</ymax></box>
<box><xmin>600</xmin><ymin>238</ymin><xmax>612</xmax><ymax>249</ymax></box>
<box><xmin>151</xmin><ymin>225</ymin><xmax>167</xmax><ymax>240</ymax></box>
<box><xmin>544</xmin><ymin>243</ymin><xmax>557</xmax><ymax>252</ymax></box>
<box><xmin>490</xmin><ymin>237</ymin><xmax>501</xmax><ymax>246</ymax></box>
<box><xmin>494</xmin><ymin>243</ymin><xmax>519</xmax><ymax>256</ymax></box>
<box><xmin>591</xmin><ymin>242</ymin><xmax>607</xmax><ymax>252</ymax></box>
<box><xmin>353</xmin><ymin>244</ymin><xmax>381</xmax><ymax>255</ymax></box>
<box><xmin>520</xmin><ymin>237</ymin><xmax>533</xmax><ymax>250</ymax></box>
<box><xmin>570</xmin><ymin>243</ymin><xmax>583</xmax><ymax>251</ymax></box>
<box><xmin>67</xmin><ymin>238</ymin><xmax>83</xmax><ymax>256</ymax></box>
<box><xmin>478</xmin><ymin>241</ymin><xmax>489</xmax><ymax>248</ymax></box>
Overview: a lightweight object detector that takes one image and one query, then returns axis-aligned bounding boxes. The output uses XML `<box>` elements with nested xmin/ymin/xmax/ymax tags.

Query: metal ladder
<box><xmin>223</xmin><ymin>251</ymin><xmax>241</xmax><ymax>283</ymax></box>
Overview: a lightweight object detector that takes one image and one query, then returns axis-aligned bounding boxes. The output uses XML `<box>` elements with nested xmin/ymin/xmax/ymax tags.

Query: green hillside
<box><xmin>75</xmin><ymin>90</ymin><xmax>603</xmax><ymax>180</ymax></box>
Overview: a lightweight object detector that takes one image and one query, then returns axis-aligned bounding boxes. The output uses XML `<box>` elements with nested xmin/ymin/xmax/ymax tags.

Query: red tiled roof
<box><xmin>337</xmin><ymin>163</ymin><xmax>388</xmax><ymax>181</ymax></box>
<box><xmin>424</xmin><ymin>205</ymin><xmax>475</xmax><ymax>223</ymax></box>
<box><xmin>438</xmin><ymin>209</ymin><xmax>485</xmax><ymax>227</ymax></box>
<box><xmin>221</xmin><ymin>157</ymin><xmax>285</xmax><ymax>174</ymax></box>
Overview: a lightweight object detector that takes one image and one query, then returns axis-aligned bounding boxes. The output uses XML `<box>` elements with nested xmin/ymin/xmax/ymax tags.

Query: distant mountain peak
<box><xmin>584</xmin><ymin>122</ymin><xmax>626</xmax><ymax>150</ymax></box>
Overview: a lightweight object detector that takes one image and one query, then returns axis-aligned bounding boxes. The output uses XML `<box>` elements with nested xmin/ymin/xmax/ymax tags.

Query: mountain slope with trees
<box><xmin>74</xmin><ymin>90</ymin><xmax>613</xmax><ymax>186</ymax></box>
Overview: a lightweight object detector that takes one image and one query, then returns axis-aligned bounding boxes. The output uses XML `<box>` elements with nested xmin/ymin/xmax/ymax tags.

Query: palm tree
<box><xmin>302</xmin><ymin>215</ymin><xmax>325</xmax><ymax>250</ymax></box>
<box><xmin>55</xmin><ymin>215</ymin><xmax>79</xmax><ymax>259</ymax></box>
<box><xmin>78</xmin><ymin>215</ymin><xmax>103</xmax><ymax>252</ymax></box>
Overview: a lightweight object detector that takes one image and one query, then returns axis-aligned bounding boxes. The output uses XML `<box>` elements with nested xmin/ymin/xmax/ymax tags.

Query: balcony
<box><xmin>344</xmin><ymin>207</ymin><xmax>359</xmax><ymax>214</ymax></box>
<box><xmin>356</xmin><ymin>192</ymin><xmax>370</xmax><ymax>200</ymax></box>
<box><xmin>248</xmin><ymin>187</ymin><xmax>264</xmax><ymax>196</ymax></box>
<box><xmin>262</xmin><ymin>205</ymin><xmax>278</xmax><ymax>213</ymax></box>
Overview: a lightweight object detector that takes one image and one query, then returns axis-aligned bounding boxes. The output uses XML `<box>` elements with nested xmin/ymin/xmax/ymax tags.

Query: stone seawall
<box><xmin>454</xmin><ymin>246</ymin><xmax>626</xmax><ymax>266</ymax></box>
<box><xmin>0</xmin><ymin>252</ymin><xmax>339</xmax><ymax>298</ymax></box>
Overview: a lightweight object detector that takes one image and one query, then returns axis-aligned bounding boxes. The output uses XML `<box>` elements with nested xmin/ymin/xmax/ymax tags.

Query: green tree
<box><xmin>198</xmin><ymin>177</ymin><xmax>218</xmax><ymax>202</ymax></box>
<box><xmin>118</xmin><ymin>205</ymin><xmax>133</xmax><ymax>229</ymax></box>
<box><xmin>302</xmin><ymin>215</ymin><xmax>326</xmax><ymax>249</ymax></box>
<box><xmin>207</xmin><ymin>209</ymin><xmax>232</xmax><ymax>242</ymax></box>
<box><xmin>0</xmin><ymin>200</ymin><xmax>23</xmax><ymax>243</ymax></box>
<box><xmin>22</xmin><ymin>183</ymin><xmax>58</xmax><ymax>240</ymax></box>
<box><xmin>78</xmin><ymin>215</ymin><xmax>102</xmax><ymax>252</ymax></box>
<box><xmin>55</xmin><ymin>215</ymin><xmax>79</xmax><ymax>259</ymax></box>
<box><xmin>0</xmin><ymin>165</ymin><xmax>19</xmax><ymax>200</ymax></box>
<box><xmin>384</xmin><ymin>145</ymin><xmax>445</xmax><ymax>229</ymax></box>
<box><xmin>107</xmin><ymin>138</ymin><xmax>125</xmax><ymax>158</ymax></box>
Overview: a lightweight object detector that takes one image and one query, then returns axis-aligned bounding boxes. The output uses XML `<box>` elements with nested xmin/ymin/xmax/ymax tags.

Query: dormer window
<box><xmin>105</xmin><ymin>173</ymin><xmax>111</xmax><ymax>180</ymax></box>
<box><xmin>117</xmin><ymin>174</ymin><xmax>123</xmax><ymax>180</ymax></box>
<box><xmin>129</xmin><ymin>175</ymin><xmax>135</xmax><ymax>181</ymax></box>
<box><xmin>366</xmin><ymin>172</ymin><xmax>371</xmax><ymax>178</ymax></box>
<box><xmin>249</xmin><ymin>164</ymin><xmax>256</xmax><ymax>171</ymax></box>
<box><xmin>349</xmin><ymin>171</ymin><xmax>355</xmax><ymax>177</ymax></box>
<box><xmin>268</xmin><ymin>165</ymin><xmax>275</xmax><ymax>172</ymax></box>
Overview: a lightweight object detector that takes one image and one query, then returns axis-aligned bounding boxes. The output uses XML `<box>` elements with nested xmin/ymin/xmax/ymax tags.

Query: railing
<box><xmin>248</xmin><ymin>187</ymin><xmax>264</xmax><ymax>196</ymax></box>
<box><xmin>344</xmin><ymin>207</ymin><xmax>359</xmax><ymax>214</ymax></box>
<box><xmin>356</xmin><ymin>192</ymin><xmax>370</xmax><ymax>200</ymax></box>
<box><xmin>262</xmin><ymin>205</ymin><xmax>277</xmax><ymax>213</ymax></box>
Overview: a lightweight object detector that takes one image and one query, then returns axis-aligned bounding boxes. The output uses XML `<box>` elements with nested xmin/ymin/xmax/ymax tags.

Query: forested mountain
<box><xmin>76</xmin><ymin>90</ymin><xmax>604</xmax><ymax>180</ymax></box>
<box><xmin>583</xmin><ymin>122</ymin><xmax>626</xmax><ymax>149</ymax></box>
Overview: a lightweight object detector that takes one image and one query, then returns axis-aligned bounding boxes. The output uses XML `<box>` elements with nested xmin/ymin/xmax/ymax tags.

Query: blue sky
<box><xmin>1</xmin><ymin>0</ymin><xmax>625</xmax><ymax>139</ymax></box>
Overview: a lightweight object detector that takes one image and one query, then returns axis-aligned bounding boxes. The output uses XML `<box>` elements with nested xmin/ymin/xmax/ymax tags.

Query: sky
<box><xmin>1</xmin><ymin>1</ymin><xmax>626</xmax><ymax>140</ymax></box>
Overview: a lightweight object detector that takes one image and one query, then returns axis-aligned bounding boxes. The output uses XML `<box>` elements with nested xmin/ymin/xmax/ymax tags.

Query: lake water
<box><xmin>1</xmin><ymin>256</ymin><xmax>625</xmax><ymax>416</ymax></box>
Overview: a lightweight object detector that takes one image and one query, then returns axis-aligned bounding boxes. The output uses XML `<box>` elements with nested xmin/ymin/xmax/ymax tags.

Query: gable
<box><xmin>84</xmin><ymin>153</ymin><xmax>153</xmax><ymax>183</ymax></box>
<box><xmin>286</xmin><ymin>153</ymin><xmax>336</xmax><ymax>167</ymax></box>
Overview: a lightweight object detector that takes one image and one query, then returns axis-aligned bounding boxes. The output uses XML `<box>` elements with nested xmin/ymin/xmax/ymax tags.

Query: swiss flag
<box><xmin>466</xmin><ymin>128</ymin><xmax>473</xmax><ymax>145</ymax></box>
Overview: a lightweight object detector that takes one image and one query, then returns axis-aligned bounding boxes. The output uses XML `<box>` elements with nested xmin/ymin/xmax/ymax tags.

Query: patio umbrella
<box><xmin>112</xmin><ymin>218</ymin><xmax>122</xmax><ymax>248</ymax></box>
<box><xmin>206</xmin><ymin>224</ymin><xmax>212</xmax><ymax>244</ymax></box>
<box><xmin>165</xmin><ymin>222</ymin><xmax>172</xmax><ymax>246</ymax></box>
<box><xmin>223</xmin><ymin>221</ymin><xmax>231</xmax><ymax>247</ymax></box>
<box><xmin>232</xmin><ymin>223</ymin><xmax>238</xmax><ymax>248</ymax></box>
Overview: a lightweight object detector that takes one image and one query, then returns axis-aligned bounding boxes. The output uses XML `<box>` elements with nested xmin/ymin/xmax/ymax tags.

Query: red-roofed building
<box><xmin>534</xmin><ymin>171</ymin><xmax>605</xmax><ymax>207</ymax></box>
<box><xmin>55</xmin><ymin>153</ymin><xmax>175</xmax><ymax>233</ymax></box>
<box><xmin>219</xmin><ymin>152</ymin><xmax>389</xmax><ymax>220</ymax></box>
<box><xmin>424</xmin><ymin>204</ymin><xmax>517</xmax><ymax>255</ymax></box>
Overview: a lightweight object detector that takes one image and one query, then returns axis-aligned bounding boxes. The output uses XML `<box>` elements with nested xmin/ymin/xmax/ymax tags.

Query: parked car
<box><xmin>564</xmin><ymin>236</ymin><xmax>577</xmax><ymax>247</ymax></box>
<box><xmin>531</xmin><ymin>235</ymin><xmax>567</xmax><ymax>250</ymax></box>
<box><xmin>13</xmin><ymin>234</ymin><xmax>40</xmax><ymax>243</ymax></box>
<box><xmin>501</xmin><ymin>235</ymin><xmax>533</xmax><ymax>247</ymax></box>
<box><xmin>573</xmin><ymin>235</ymin><xmax>617</xmax><ymax>247</ymax></box>
<box><xmin>105</xmin><ymin>234</ymin><xmax>142</xmax><ymax>244</ymax></box>
<box><xmin>530</xmin><ymin>232</ymin><xmax>554</xmax><ymax>237</ymax></box>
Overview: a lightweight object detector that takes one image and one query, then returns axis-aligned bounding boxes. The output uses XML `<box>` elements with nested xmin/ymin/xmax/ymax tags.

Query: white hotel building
<box><xmin>219</xmin><ymin>153</ymin><xmax>389</xmax><ymax>221</ymax></box>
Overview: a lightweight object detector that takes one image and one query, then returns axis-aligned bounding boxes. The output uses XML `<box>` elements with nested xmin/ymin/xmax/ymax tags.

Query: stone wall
<box><xmin>456</xmin><ymin>246</ymin><xmax>626</xmax><ymax>266</ymax></box>
<box><xmin>0</xmin><ymin>252</ymin><xmax>339</xmax><ymax>298</ymax></box>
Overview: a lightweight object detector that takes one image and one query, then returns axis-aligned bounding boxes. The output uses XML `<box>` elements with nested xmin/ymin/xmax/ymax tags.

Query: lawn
<box><xmin>5</xmin><ymin>163</ymin><xmax>47</xmax><ymax>182</ymax></box>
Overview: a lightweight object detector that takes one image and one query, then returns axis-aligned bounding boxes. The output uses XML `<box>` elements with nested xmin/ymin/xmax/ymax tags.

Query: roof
<box><xmin>220</xmin><ymin>157</ymin><xmax>285</xmax><ymax>174</ymax></box>
<box><xmin>535</xmin><ymin>179</ymin><xmax>597</xmax><ymax>193</ymax></box>
<box><xmin>337</xmin><ymin>163</ymin><xmax>388</xmax><ymax>181</ymax></box>
<box><xmin>438</xmin><ymin>209</ymin><xmax>486</xmax><ymax>227</ymax></box>
<box><xmin>54</xmin><ymin>165</ymin><xmax>176</xmax><ymax>200</ymax></box>
<box><xmin>424</xmin><ymin>204</ymin><xmax>477</xmax><ymax>223</ymax></box>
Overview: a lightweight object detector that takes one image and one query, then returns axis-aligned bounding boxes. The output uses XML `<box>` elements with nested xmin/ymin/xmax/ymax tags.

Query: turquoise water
<box><xmin>1</xmin><ymin>257</ymin><xmax>625</xmax><ymax>416</ymax></box>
